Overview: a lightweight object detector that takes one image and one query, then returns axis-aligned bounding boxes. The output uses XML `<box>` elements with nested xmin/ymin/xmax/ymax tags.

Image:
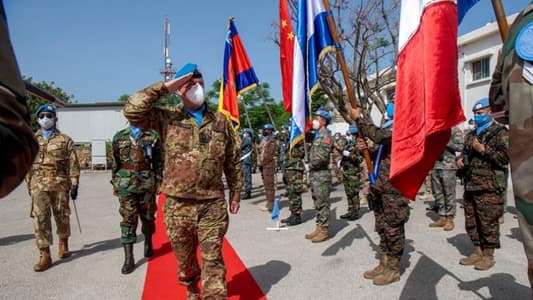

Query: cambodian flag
<box><xmin>218</xmin><ymin>18</ymin><xmax>259</xmax><ymax>131</ymax></box>
<box><xmin>289</xmin><ymin>0</ymin><xmax>335</xmax><ymax>148</ymax></box>
<box><xmin>391</xmin><ymin>0</ymin><xmax>467</xmax><ymax>199</ymax></box>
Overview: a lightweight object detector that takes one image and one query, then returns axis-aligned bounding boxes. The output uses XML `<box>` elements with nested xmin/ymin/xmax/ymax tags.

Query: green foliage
<box><xmin>23</xmin><ymin>77</ymin><xmax>73</xmax><ymax>131</ymax></box>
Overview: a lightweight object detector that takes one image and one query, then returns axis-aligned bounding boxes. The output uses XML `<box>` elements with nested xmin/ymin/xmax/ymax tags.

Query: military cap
<box><xmin>314</xmin><ymin>109</ymin><xmax>332</xmax><ymax>123</ymax></box>
<box><xmin>35</xmin><ymin>104</ymin><xmax>57</xmax><ymax>116</ymax></box>
<box><xmin>348</xmin><ymin>124</ymin><xmax>358</xmax><ymax>134</ymax></box>
<box><xmin>175</xmin><ymin>63</ymin><xmax>202</xmax><ymax>79</ymax></box>
<box><xmin>264</xmin><ymin>124</ymin><xmax>274</xmax><ymax>130</ymax></box>
<box><xmin>472</xmin><ymin>97</ymin><xmax>490</xmax><ymax>112</ymax></box>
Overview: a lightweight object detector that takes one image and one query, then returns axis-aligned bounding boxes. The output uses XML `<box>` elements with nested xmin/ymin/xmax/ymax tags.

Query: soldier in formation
<box><xmin>280</xmin><ymin>138</ymin><xmax>306</xmax><ymax>226</ymax></box>
<box><xmin>123</xmin><ymin>63</ymin><xmax>242</xmax><ymax>299</ymax></box>
<box><xmin>111</xmin><ymin>119</ymin><xmax>163</xmax><ymax>274</ymax></box>
<box><xmin>26</xmin><ymin>104</ymin><xmax>80</xmax><ymax>272</ymax></box>
<box><xmin>456</xmin><ymin>98</ymin><xmax>509</xmax><ymax>271</ymax></box>
<box><xmin>428</xmin><ymin>126</ymin><xmax>463</xmax><ymax>231</ymax></box>
<box><xmin>304</xmin><ymin>109</ymin><xmax>333</xmax><ymax>243</ymax></box>
<box><xmin>240</xmin><ymin>128</ymin><xmax>254</xmax><ymax>199</ymax></box>
<box><xmin>258</xmin><ymin>123</ymin><xmax>278</xmax><ymax>212</ymax></box>
<box><xmin>339</xmin><ymin>124</ymin><xmax>363</xmax><ymax>221</ymax></box>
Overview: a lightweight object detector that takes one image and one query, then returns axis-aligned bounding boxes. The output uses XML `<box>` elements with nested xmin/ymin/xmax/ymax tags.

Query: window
<box><xmin>471</xmin><ymin>57</ymin><xmax>490</xmax><ymax>81</ymax></box>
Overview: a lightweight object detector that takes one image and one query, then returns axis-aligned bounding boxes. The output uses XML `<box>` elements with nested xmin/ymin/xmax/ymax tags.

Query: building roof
<box><xmin>458</xmin><ymin>13</ymin><xmax>518</xmax><ymax>46</ymax></box>
<box><xmin>62</xmin><ymin>102</ymin><xmax>125</xmax><ymax>108</ymax></box>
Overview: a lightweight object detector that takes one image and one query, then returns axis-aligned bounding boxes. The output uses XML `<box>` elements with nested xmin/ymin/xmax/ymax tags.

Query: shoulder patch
<box><xmin>516</xmin><ymin>22</ymin><xmax>533</xmax><ymax>61</ymax></box>
<box><xmin>322</xmin><ymin>138</ymin><xmax>332</xmax><ymax>145</ymax></box>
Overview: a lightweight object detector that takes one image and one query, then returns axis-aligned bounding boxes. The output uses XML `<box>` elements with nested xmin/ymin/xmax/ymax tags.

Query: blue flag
<box><xmin>458</xmin><ymin>0</ymin><xmax>480</xmax><ymax>24</ymax></box>
<box><xmin>271</xmin><ymin>198</ymin><xmax>280</xmax><ymax>221</ymax></box>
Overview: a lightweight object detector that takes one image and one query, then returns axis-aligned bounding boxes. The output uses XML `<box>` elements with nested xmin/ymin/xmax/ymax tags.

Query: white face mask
<box><xmin>312</xmin><ymin>119</ymin><xmax>320</xmax><ymax>130</ymax></box>
<box><xmin>38</xmin><ymin>117</ymin><xmax>55</xmax><ymax>130</ymax></box>
<box><xmin>185</xmin><ymin>83</ymin><xmax>205</xmax><ymax>106</ymax></box>
<box><xmin>468</xmin><ymin>124</ymin><xmax>475</xmax><ymax>131</ymax></box>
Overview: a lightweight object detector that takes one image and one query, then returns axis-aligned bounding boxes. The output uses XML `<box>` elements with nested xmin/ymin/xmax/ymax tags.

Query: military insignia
<box><xmin>516</xmin><ymin>22</ymin><xmax>533</xmax><ymax>61</ymax></box>
<box><xmin>322</xmin><ymin>138</ymin><xmax>331</xmax><ymax>145</ymax></box>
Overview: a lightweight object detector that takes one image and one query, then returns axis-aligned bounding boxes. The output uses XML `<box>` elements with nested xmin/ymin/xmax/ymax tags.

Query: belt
<box><xmin>121</xmin><ymin>163</ymin><xmax>151</xmax><ymax>171</ymax></box>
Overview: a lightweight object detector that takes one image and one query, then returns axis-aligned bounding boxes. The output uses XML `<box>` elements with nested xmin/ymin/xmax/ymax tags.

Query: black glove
<box><xmin>70</xmin><ymin>185</ymin><xmax>78</xmax><ymax>200</ymax></box>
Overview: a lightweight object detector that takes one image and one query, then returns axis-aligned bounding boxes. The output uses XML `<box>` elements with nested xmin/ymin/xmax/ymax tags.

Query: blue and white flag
<box><xmin>289</xmin><ymin>0</ymin><xmax>335</xmax><ymax>148</ymax></box>
<box><xmin>271</xmin><ymin>198</ymin><xmax>280</xmax><ymax>221</ymax></box>
<box><xmin>457</xmin><ymin>0</ymin><xmax>480</xmax><ymax>24</ymax></box>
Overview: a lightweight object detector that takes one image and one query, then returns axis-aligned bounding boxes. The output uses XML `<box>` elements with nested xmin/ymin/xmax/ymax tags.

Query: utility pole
<box><xmin>160</xmin><ymin>17</ymin><xmax>176</xmax><ymax>82</ymax></box>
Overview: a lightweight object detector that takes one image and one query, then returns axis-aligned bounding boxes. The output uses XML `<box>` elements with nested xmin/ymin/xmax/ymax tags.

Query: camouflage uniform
<box><xmin>309</xmin><ymin>128</ymin><xmax>333</xmax><ymax>226</ymax></box>
<box><xmin>489</xmin><ymin>2</ymin><xmax>533</xmax><ymax>287</ymax></box>
<box><xmin>277</xmin><ymin>129</ymin><xmax>289</xmax><ymax>176</ymax></box>
<box><xmin>26</xmin><ymin>129</ymin><xmax>80</xmax><ymax>249</ymax></box>
<box><xmin>0</xmin><ymin>3</ymin><xmax>38</xmax><ymax>198</ymax></box>
<box><xmin>340</xmin><ymin>139</ymin><xmax>363</xmax><ymax>217</ymax></box>
<box><xmin>331</xmin><ymin>135</ymin><xmax>346</xmax><ymax>184</ymax></box>
<box><xmin>284</xmin><ymin>140</ymin><xmax>305</xmax><ymax>216</ymax></box>
<box><xmin>461</xmin><ymin>122</ymin><xmax>508</xmax><ymax>251</ymax></box>
<box><xmin>430</xmin><ymin>127</ymin><xmax>463</xmax><ymax>218</ymax></box>
<box><xmin>124</xmin><ymin>82</ymin><xmax>242</xmax><ymax>299</ymax></box>
<box><xmin>258</xmin><ymin>134</ymin><xmax>278</xmax><ymax>210</ymax></box>
<box><xmin>111</xmin><ymin>127</ymin><xmax>163</xmax><ymax>244</ymax></box>
<box><xmin>240</xmin><ymin>134</ymin><xmax>253</xmax><ymax>197</ymax></box>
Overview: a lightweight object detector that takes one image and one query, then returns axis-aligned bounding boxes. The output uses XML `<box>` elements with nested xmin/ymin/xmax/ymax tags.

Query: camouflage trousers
<box><xmin>241</xmin><ymin>163</ymin><xmax>252</xmax><ymax>195</ymax></box>
<box><xmin>164</xmin><ymin>196</ymin><xmax>229</xmax><ymax>299</ymax></box>
<box><xmin>371</xmin><ymin>187</ymin><xmax>410</xmax><ymax>259</ymax></box>
<box><xmin>261</xmin><ymin>163</ymin><xmax>276</xmax><ymax>207</ymax></box>
<box><xmin>118</xmin><ymin>192</ymin><xmax>157</xmax><ymax>244</ymax></box>
<box><xmin>343</xmin><ymin>169</ymin><xmax>361</xmax><ymax>212</ymax></box>
<box><xmin>516</xmin><ymin>206</ymin><xmax>533</xmax><ymax>288</ymax></box>
<box><xmin>430</xmin><ymin>169</ymin><xmax>457</xmax><ymax>217</ymax></box>
<box><xmin>285</xmin><ymin>169</ymin><xmax>304</xmax><ymax>215</ymax></box>
<box><xmin>31</xmin><ymin>190</ymin><xmax>71</xmax><ymax>249</ymax></box>
<box><xmin>463</xmin><ymin>190</ymin><xmax>503</xmax><ymax>249</ymax></box>
<box><xmin>310</xmin><ymin>170</ymin><xmax>332</xmax><ymax>226</ymax></box>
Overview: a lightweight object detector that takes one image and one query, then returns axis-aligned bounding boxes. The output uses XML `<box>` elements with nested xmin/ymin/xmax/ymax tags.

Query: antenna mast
<box><xmin>160</xmin><ymin>17</ymin><xmax>176</xmax><ymax>82</ymax></box>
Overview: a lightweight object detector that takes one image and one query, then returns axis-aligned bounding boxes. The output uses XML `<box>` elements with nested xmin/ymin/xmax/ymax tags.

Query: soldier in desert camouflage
<box><xmin>26</xmin><ymin>104</ymin><xmax>80</xmax><ymax>272</ymax></box>
<box><xmin>123</xmin><ymin>63</ymin><xmax>242</xmax><ymax>300</ymax></box>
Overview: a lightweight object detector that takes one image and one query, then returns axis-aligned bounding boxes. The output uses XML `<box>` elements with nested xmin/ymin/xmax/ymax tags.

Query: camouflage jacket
<box><xmin>309</xmin><ymin>128</ymin><xmax>332</xmax><ymax>171</ymax></box>
<box><xmin>285</xmin><ymin>140</ymin><xmax>305</xmax><ymax>171</ymax></box>
<box><xmin>123</xmin><ymin>82</ymin><xmax>242</xmax><ymax>200</ymax></box>
<box><xmin>240</xmin><ymin>136</ymin><xmax>253</xmax><ymax>165</ymax></box>
<box><xmin>340</xmin><ymin>141</ymin><xmax>362</xmax><ymax>170</ymax></box>
<box><xmin>111</xmin><ymin>127</ymin><xmax>163</xmax><ymax>194</ymax></box>
<box><xmin>26</xmin><ymin>129</ymin><xmax>80</xmax><ymax>193</ymax></box>
<box><xmin>258</xmin><ymin>135</ymin><xmax>278</xmax><ymax>167</ymax></box>
<box><xmin>489</xmin><ymin>3</ymin><xmax>533</xmax><ymax>217</ymax></box>
<box><xmin>433</xmin><ymin>126</ymin><xmax>463</xmax><ymax>170</ymax></box>
<box><xmin>358</xmin><ymin>120</ymin><xmax>396</xmax><ymax>193</ymax></box>
<box><xmin>332</xmin><ymin>136</ymin><xmax>347</xmax><ymax>161</ymax></box>
<box><xmin>461</xmin><ymin>122</ymin><xmax>509</xmax><ymax>193</ymax></box>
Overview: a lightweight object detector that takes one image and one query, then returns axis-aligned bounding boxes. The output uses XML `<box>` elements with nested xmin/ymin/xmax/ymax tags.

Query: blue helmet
<box><xmin>386</xmin><ymin>102</ymin><xmax>395</xmax><ymax>119</ymax></box>
<box><xmin>348</xmin><ymin>124</ymin><xmax>358</xmax><ymax>134</ymax></box>
<box><xmin>264</xmin><ymin>123</ymin><xmax>274</xmax><ymax>130</ymax></box>
<box><xmin>244</xmin><ymin>128</ymin><xmax>254</xmax><ymax>134</ymax></box>
<box><xmin>472</xmin><ymin>97</ymin><xmax>489</xmax><ymax>112</ymax></box>
<box><xmin>282</xmin><ymin>124</ymin><xmax>289</xmax><ymax>130</ymax></box>
<box><xmin>35</xmin><ymin>104</ymin><xmax>57</xmax><ymax>116</ymax></box>
<box><xmin>314</xmin><ymin>109</ymin><xmax>332</xmax><ymax>123</ymax></box>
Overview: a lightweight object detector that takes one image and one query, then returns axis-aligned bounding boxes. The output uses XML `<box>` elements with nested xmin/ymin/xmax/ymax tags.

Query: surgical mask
<box><xmin>312</xmin><ymin>119</ymin><xmax>320</xmax><ymax>130</ymax></box>
<box><xmin>185</xmin><ymin>83</ymin><xmax>205</xmax><ymax>106</ymax></box>
<box><xmin>473</xmin><ymin>114</ymin><xmax>491</xmax><ymax>127</ymax></box>
<box><xmin>38</xmin><ymin>117</ymin><xmax>55</xmax><ymax>130</ymax></box>
<box><xmin>468</xmin><ymin>124</ymin><xmax>475</xmax><ymax>131</ymax></box>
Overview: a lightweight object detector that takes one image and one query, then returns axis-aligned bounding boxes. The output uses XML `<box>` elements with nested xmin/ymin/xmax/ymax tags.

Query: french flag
<box><xmin>390</xmin><ymin>0</ymin><xmax>468</xmax><ymax>200</ymax></box>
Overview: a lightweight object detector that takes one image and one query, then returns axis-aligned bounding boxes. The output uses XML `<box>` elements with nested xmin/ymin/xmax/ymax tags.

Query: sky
<box><xmin>4</xmin><ymin>0</ymin><xmax>531</xmax><ymax>103</ymax></box>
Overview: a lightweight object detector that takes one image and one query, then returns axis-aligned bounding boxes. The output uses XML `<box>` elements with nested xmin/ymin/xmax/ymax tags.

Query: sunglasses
<box><xmin>38</xmin><ymin>113</ymin><xmax>55</xmax><ymax>119</ymax></box>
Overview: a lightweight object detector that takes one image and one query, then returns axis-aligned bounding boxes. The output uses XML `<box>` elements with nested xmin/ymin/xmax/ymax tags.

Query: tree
<box><xmin>23</xmin><ymin>77</ymin><xmax>74</xmax><ymax>130</ymax></box>
<box><xmin>274</xmin><ymin>0</ymin><xmax>400</xmax><ymax>125</ymax></box>
<box><xmin>118</xmin><ymin>92</ymin><xmax>182</xmax><ymax>108</ymax></box>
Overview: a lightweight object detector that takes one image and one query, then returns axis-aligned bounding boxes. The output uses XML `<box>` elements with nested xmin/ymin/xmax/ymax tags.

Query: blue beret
<box><xmin>472</xmin><ymin>97</ymin><xmax>489</xmax><ymax>112</ymax></box>
<box><xmin>315</xmin><ymin>109</ymin><xmax>332</xmax><ymax>123</ymax></box>
<box><xmin>349</xmin><ymin>124</ymin><xmax>358</xmax><ymax>134</ymax></box>
<box><xmin>264</xmin><ymin>124</ymin><xmax>274</xmax><ymax>130</ymax></box>
<box><xmin>244</xmin><ymin>128</ymin><xmax>254</xmax><ymax>133</ymax></box>
<box><xmin>35</xmin><ymin>104</ymin><xmax>57</xmax><ymax>116</ymax></box>
<box><xmin>175</xmin><ymin>63</ymin><xmax>202</xmax><ymax>79</ymax></box>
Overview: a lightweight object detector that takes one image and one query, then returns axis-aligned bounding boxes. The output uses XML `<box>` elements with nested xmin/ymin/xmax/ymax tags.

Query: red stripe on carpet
<box><xmin>142</xmin><ymin>194</ymin><xmax>266</xmax><ymax>300</ymax></box>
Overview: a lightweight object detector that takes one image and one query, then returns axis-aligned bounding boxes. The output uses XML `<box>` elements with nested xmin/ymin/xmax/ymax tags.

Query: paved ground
<box><xmin>0</xmin><ymin>171</ymin><xmax>530</xmax><ymax>300</ymax></box>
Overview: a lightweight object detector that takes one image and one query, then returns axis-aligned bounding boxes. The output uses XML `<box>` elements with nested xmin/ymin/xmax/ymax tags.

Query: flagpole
<box><xmin>321</xmin><ymin>0</ymin><xmax>373</xmax><ymax>176</ymax></box>
<box><xmin>490</xmin><ymin>0</ymin><xmax>509</xmax><ymax>41</ymax></box>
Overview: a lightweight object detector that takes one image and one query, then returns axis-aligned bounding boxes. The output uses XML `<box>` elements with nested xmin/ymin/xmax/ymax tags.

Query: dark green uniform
<box><xmin>340</xmin><ymin>140</ymin><xmax>363</xmax><ymax>217</ymax></box>
<box><xmin>284</xmin><ymin>140</ymin><xmax>305</xmax><ymax>216</ymax></box>
<box><xmin>111</xmin><ymin>127</ymin><xmax>163</xmax><ymax>244</ymax></box>
<box><xmin>309</xmin><ymin>128</ymin><xmax>333</xmax><ymax>226</ymax></box>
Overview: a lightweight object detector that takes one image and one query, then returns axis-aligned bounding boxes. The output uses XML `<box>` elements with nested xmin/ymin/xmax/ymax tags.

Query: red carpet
<box><xmin>142</xmin><ymin>194</ymin><xmax>266</xmax><ymax>300</ymax></box>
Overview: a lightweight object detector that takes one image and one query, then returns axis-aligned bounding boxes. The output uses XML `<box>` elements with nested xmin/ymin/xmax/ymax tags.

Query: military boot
<box><xmin>474</xmin><ymin>248</ymin><xmax>495</xmax><ymax>270</ymax></box>
<box><xmin>363</xmin><ymin>253</ymin><xmax>388</xmax><ymax>280</ymax></box>
<box><xmin>305</xmin><ymin>225</ymin><xmax>320</xmax><ymax>240</ymax></box>
<box><xmin>340</xmin><ymin>210</ymin><xmax>354</xmax><ymax>219</ymax></box>
<box><xmin>187</xmin><ymin>282</ymin><xmax>200</xmax><ymax>300</ymax></box>
<box><xmin>121</xmin><ymin>244</ymin><xmax>135</xmax><ymax>274</ymax></box>
<box><xmin>311</xmin><ymin>226</ymin><xmax>329</xmax><ymax>243</ymax></box>
<box><xmin>144</xmin><ymin>234</ymin><xmax>153</xmax><ymax>258</ymax></box>
<box><xmin>33</xmin><ymin>247</ymin><xmax>52</xmax><ymax>272</ymax></box>
<box><xmin>346</xmin><ymin>210</ymin><xmax>360</xmax><ymax>221</ymax></box>
<box><xmin>373</xmin><ymin>256</ymin><xmax>400</xmax><ymax>286</ymax></box>
<box><xmin>459</xmin><ymin>246</ymin><xmax>483</xmax><ymax>265</ymax></box>
<box><xmin>281</xmin><ymin>214</ymin><xmax>301</xmax><ymax>226</ymax></box>
<box><xmin>58</xmin><ymin>238</ymin><xmax>70</xmax><ymax>258</ymax></box>
<box><xmin>443</xmin><ymin>216</ymin><xmax>455</xmax><ymax>231</ymax></box>
<box><xmin>243</xmin><ymin>192</ymin><xmax>252</xmax><ymax>199</ymax></box>
<box><xmin>429</xmin><ymin>216</ymin><xmax>447</xmax><ymax>228</ymax></box>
